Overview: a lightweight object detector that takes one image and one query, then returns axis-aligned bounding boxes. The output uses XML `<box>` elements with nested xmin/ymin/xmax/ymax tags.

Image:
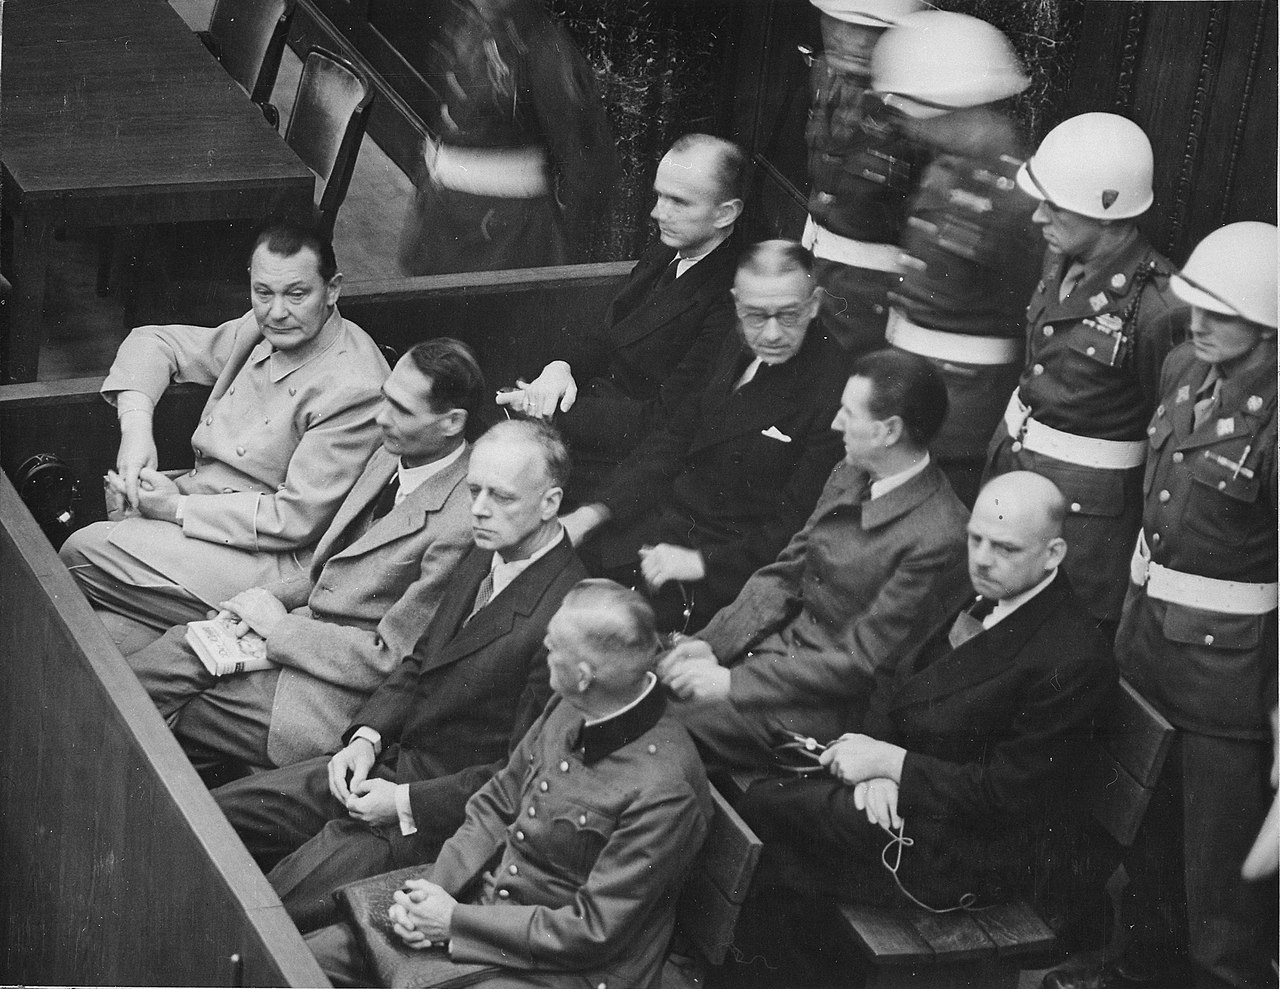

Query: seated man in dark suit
<box><xmin>497</xmin><ymin>133</ymin><xmax>745</xmax><ymax>496</ymax></box>
<box><xmin>124</xmin><ymin>340</ymin><xmax>484</xmax><ymax>774</ymax></box>
<box><xmin>733</xmin><ymin>472</ymin><xmax>1115</xmax><ymax>968</ymax></box>
<box><xmin>213</xmin><ymin>419</ymin><xmax>588</xmax><ymax>931</ymax></box>
<box><xmin>561</xmin><ymin>240</ymin><xmax>847</xmax><ymax>632</ymax></box>
<box><xmin>658</xmin><ymin>349</ymin><xmax>972</xmax><ymax>769</ymax></box>
<box><xmin>305</xmin><ymin>580</ymin><xmax>712</xmax><ymax>989</ymax></box>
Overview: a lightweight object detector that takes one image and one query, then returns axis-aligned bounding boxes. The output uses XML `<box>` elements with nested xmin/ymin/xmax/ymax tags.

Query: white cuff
<box><xmin>114</xmin><ymin>390</ymin><xmax>156</xmax><ymax>417</ymax></box>
<box><xmin>396</xmin><ymin>783</ymin><xmax>417</xmax><ymax>836</ymax></box>
<box><xmin>351</xmin><ymin>726</ymin><xmax>382</xmax><ymax>757</ymax></box>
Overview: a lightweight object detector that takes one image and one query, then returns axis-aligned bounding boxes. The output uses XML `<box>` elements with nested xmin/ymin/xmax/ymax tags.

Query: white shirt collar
<box><xmin>869</xmin><ymin>453</ymin><xmax>930</xmax><ymax>501</ymax></box>
<box><xmin>583</xmin><ymin>672</ymin><xmax>659</xmax><ymax>728</ymax></box>
<box><xmin>986</xmin><ymin>568</ymin><xmax>1058</xmax><ymax>629</ymax></box>
<box><xmin>489</xmin><ymin>523</ymin><xmax>565</xmax><ymax>599</ymax></box>
<box><xmin>395</xmin><ymin>442</ymin><xmax>466</xmax><ymax>504</ymax></box>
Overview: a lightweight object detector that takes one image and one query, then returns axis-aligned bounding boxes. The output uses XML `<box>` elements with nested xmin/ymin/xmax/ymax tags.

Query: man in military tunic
<box><xmin>305</xmin><ymin>580</ymin><xmax>712</xmax><ymax>989</ymax></box>
<box><xmin>60</xmin><ymin>220</ymin><xmax>388</xmax><ymax>649</ymax></box>
<box><xmin>872</xmin><ymin>10</ymin><xmax>1043</xmax><ymax>506</ymax></box>
<box><xmin>986</xmin><ymin>113</ymin><xmax>1188</xmax><ymax>631</ymax></box>
<box><xmin>1093</xmin><ymin>223</ymin><xmax>1276</xmax><ymax>989</ymax></box>
<box><xmin>801</xmin><ymin>0</ymin><xmax>924</xmax><ymax>355</ymax></box>
<box><xmin>397</xmin><ymin>0</ymin><xmax>618</xmax><ymax>275</ymax></box>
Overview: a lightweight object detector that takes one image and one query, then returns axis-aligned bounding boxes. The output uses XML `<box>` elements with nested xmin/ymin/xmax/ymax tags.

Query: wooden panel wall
<box><xmin>0</xmin><ymin>475</ymin><xmax>326</xmax><ymax>986</ymax></box>
<box><xmin>339</xmin><ymin>261</ymin><xmax>632</xmax><ymax>408</ymax></box>
<box><xmin>1059</xmin><ymin>0</ymin><xmax>1278</xmax><ymax>263</ymax></box>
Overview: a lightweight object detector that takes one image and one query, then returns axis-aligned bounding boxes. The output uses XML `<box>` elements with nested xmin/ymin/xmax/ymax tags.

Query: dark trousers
<box><xmin>129</xmin><ymin>623</ymin><xmax>279</xmax><ymax>771</ymax></box>
<box><xmin>1123</xmin><ymin>731</ymin><xmax>1278</xmax><ymax>989</ymax></box>
<box><xmin>214</xmin><ymin>755</ymin><xmax>410</xmax><ymax>932</ymax></box>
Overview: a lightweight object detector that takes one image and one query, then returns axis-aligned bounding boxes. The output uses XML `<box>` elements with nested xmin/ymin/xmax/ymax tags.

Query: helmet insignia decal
<box><xmin>1101</xmin><ymin>189</ymin><xmax>1119</xmax><ymax>210</ymax></box>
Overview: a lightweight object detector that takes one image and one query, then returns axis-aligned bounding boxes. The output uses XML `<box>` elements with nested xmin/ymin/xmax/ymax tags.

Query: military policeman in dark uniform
<box><xmin>871</xmin><ymin>10</ymin><xmax>1043</xmax><ymax>506</ymax></box>
<box><xmin>986</xmin><ymin>113</ymin><xmax>1188</xmax><ymax>629</ymax></box>
<box><xmin>801</xmin><ymin>0</ymin><xmax>924</xmax><ymax>355</ymax></box>
<box><xmin>1101</xmin><ymin>223</ymin><xmax>1277</xmax><ymax>989</ymax></box>
<box><xmin>397</xmin><ymin>0</ymin><xmax>618</xmax><ymax>275</ymax></box>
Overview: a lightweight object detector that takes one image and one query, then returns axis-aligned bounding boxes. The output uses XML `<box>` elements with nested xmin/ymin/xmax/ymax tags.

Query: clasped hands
<box><xmin>105</xmin><ymin>466</ymin><xmax>182</xmax><ymax>523</ymax></box>
<box><xmin>326</xmin><ymin>738</ymin><xmax>400</xmax><ymax>827</ymax></box>
<box><xmin>109</xmin><ymin>416</ymin><xmax>181</xmax><ymax>520</ymax></box>
<box><xmin>389</xmin><ymin>878</ymin><xmax>457</xmax><ymax>950</ymax></box>
<box><xmin>820</xmin><ymin>734</ymin><xmax>908</xmax><ymax>833</ymax></box>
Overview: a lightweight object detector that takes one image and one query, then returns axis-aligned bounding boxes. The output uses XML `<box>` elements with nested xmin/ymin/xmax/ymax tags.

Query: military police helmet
<box><xmin>1172</xmin><ymin>221</ymin><xmax>1278</xmax><ymax>329</ymax></box>
<box><xmin>870</xmin><ymin>11</ymin><xmax>1028</xmax><ymax>118</ymax></box>
<box><xmin>1016</xmin><ymin>112</ymin><xmax>1154</xmax><ymax>220</ymax></box>
<box><xmin>809</xmin><ymin>0</ymin><xmax>925</xmax><ymax>28</ymax></box>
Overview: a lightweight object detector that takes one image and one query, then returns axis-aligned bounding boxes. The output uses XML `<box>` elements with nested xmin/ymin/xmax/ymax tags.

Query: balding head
<box><xmin>666</xmin><ymin>134</ymin><xmax>747</xmax><ymax>203</ymax></box>
<box><xmin>544</xmin><ymin>580</ymin><xmax>660</xmax><ymax>713</ymax></box>
<box><xmin>967</xmin><ymin>472</ymin><xmax>1068</xmax><ymax>602</ymax></box>
<box><xmin>652</xmin><ymin>135</ymin><xmax>746</xmax><ymax>256</ymax></box>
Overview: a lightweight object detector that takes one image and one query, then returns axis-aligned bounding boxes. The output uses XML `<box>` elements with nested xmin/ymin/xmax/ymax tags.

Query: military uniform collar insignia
<box><xmin>575</xmin><ymin>673</ymin><xmax>665</xmax><ymax>765</ymax></box>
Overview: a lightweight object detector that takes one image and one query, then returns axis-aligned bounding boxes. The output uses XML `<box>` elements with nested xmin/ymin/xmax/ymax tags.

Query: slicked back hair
<box><xmin>560</xmin><ymin>579</ymin><xmax>661</xmax><ymax>678</ymax></box>
<box><xmin>476</xmin><ymin>418</ymin><xmax>572</xmax><ymax>491</ymax></box>
<box><xmin>667</xmin><ymin>133</ymin><xmax>748</xmax><ymax>203</ymax></box>
<box><xmin>404</xmin><ymin>338</ymin><xmax>486</xmax><ymax>422</ymax></box>
<box><xmin>251</xmin><ymin>217</ymin><xmax>338</xmax><ymax>282</ymax></box>
<box><xmin>736</xmin><ymin>240</ymin><xmax>815</xmax><ymax>281</ymax></box>
<box><xmin>849</xmin><ymin>349</ymin><xmax>949</xmax><ymax>448</ymax></box>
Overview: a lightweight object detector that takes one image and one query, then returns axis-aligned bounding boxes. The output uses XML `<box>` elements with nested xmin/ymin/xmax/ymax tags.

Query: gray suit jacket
<box><xmin>701</xmin><ymin>460</ymin><xmax>972</xmax><ymax>735</ymax></box>
<box><xmin>261</xmin><ymin>445</ymin><xmax>474</xmax><ymax>766</ymax></box>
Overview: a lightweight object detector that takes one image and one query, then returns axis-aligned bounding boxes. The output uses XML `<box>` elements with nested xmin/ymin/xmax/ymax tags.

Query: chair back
<box><xmin>1083</xmin><ymin>677</ymin><xmax>1175</xmax><ymax>847</ymax></box>
<box><xmin>285</xmin><ymin>47</ymin><xmax>374</xmax><ymax>235</ymax></box>
<box><xmin>675</xmin><ymin>786</ymin><xmax>763</xmax><ymax>967</ymax></box>
<box><xmin>207</xmin><ymin>0</ymin><xmax>292</xmax><ymax>105</ymax></box>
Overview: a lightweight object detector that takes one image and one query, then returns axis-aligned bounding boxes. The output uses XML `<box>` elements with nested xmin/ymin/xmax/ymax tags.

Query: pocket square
<box><xmin>761</xmin><ymin>426</ymin><xmax>792</xmax><ymax>442</ymax></box>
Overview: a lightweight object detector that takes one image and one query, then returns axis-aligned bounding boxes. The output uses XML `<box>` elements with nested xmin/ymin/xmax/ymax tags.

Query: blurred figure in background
<box><xmin>801</xmin><ymin>0</ymin><xmax>925</xmax><ymax>354</ymax></box>
<box><xmin>398</xmin><ymin>0</ymin><xmax>618</xmax><ymax>275</ymax></box>
<box><xmin>873</xmin><ymin>10</ymin><xmax>1042</xmax><ymax>506</ymax></box>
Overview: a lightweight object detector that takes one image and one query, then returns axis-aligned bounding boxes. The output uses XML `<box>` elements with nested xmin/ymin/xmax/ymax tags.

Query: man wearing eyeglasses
<box><xmin>559</xmin><ymin>241</ymin><xmax>847</xmax><ymax>632</ymax></box>
<box><xmin>985</xmin><ymin>113</ymin><xmax>1188</xmax><ymax>636</ymax></box>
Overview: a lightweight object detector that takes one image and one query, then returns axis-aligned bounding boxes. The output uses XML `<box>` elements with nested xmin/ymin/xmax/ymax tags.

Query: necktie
<box><xmin>370</xmin><ymin>474</ymin><xmax>400</xmax><ymax>522</ymax></box>
<box><xmin>655</xmin><ymin>256</ymin><xmax>680</xmax><ymax>290</ymax></box>
<box><xmin>466</xmin><ymin>569</ymin><xmax>496</xmax><ymax>624</ymax></box>
<box><xmin>947</xmin><ymin>597</ymin><xmax>997</xmax><ymax>650</ymax></box>
<box><xmin>1193</xmin><ymin>379</ymin><xmax>1221</xmax><ymax>430</ymax></box>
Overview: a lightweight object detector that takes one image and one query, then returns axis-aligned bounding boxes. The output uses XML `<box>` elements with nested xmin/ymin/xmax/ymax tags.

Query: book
<box><xmin>185</xmin><ymin>618</ymin><xmax>277</xmax><ymax>676</ymax></box>
<box><xmin>337</xmin><ymin>866</ymin><xmax>500</xmax><ymax>988</ymax></box>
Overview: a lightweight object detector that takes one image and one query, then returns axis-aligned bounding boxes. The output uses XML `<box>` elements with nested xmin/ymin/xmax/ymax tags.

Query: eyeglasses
<box><xmin>736</xmin><ymin>306</ymin><xmax>810</xmax><ymax>330</ymax></box>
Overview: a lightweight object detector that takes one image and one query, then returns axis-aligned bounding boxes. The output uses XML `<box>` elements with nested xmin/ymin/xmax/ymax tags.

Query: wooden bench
<box><xmin>726</xmin><ymin>679</ymin><xmax>1175</xmax><ymax>989</ymax></box>
<box><xmin>662</xmin><ymin>786</ymin><xmax>764</xmax><ymax>989</ymax></box>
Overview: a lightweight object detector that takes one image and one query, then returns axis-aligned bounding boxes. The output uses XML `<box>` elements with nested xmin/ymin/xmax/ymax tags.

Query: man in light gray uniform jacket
<box><xmin>60</xmin><ymin>220</ymin><xmax>388</xmax><ymax>648</ymax></box>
